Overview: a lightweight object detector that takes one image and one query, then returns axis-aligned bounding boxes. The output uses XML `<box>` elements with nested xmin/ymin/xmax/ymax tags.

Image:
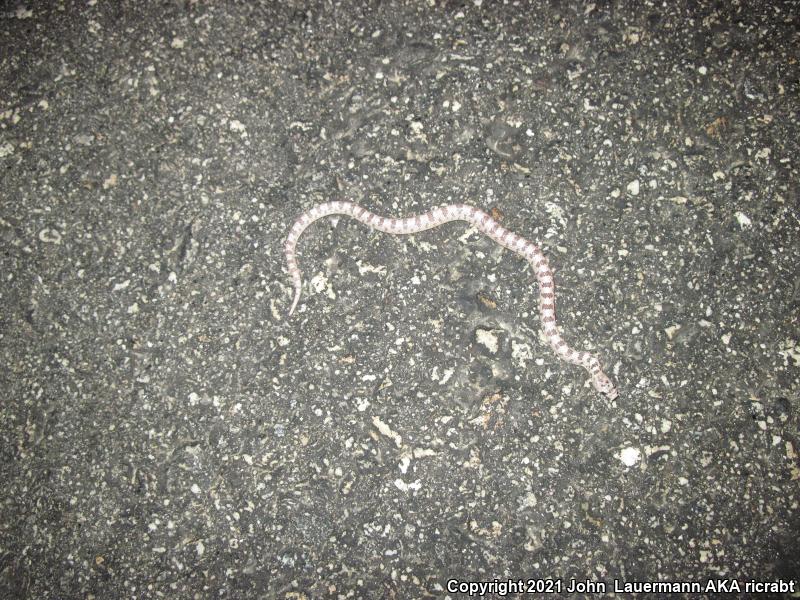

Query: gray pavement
<box><xmin>1</xmin><ymin>1</ymin><xmax>798</xmax><ymax>598</ymax></box>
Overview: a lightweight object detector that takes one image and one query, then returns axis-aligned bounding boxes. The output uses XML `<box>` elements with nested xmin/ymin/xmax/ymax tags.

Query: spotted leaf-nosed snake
<box><xmin>284</xmin><ymin>201</ymin><xmax>618</xmax><ymax>400</ymax></box>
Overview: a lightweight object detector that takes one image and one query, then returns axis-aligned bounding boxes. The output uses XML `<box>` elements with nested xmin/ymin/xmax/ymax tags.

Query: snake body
<box><xmin>284</xmin><ymin>201</ymin><xmax>618</xmax><ymax>400</ymax></box>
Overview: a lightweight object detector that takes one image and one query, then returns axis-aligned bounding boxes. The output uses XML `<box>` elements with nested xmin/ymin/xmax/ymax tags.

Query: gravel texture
<box><xmin>1</xmin><ymin>1</ymin><xmax>798</xmax><ymax>598</ymax></box>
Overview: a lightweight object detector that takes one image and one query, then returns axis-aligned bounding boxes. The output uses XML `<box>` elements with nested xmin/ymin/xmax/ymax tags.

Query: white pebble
<box><xmin>618</xmin><ymin>446</ymin><xmax>641</xmax><ymax>466</ymax></box>
<box><xmin>476</xmin><ymin>329</ymin><xmax>499</xmax><ymax>354</ymax></box>
<box><xmin>734</xmin><ymin>211</ymin><xmax>752</xmax><ymax>228</ymax></box>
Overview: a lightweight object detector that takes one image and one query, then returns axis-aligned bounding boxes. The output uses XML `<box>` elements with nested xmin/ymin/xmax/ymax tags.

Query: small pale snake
<box><xmin>284</xmin><ymin>201</ymin><xmax>618</xmax><ymax>400</ymax></box>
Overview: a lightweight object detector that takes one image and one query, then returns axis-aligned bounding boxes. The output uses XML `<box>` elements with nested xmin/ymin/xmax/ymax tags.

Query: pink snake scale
<box><xmin>284</xmin><ymin>201</ymin><xmax>618</xmax><ymax>400</ymax></box>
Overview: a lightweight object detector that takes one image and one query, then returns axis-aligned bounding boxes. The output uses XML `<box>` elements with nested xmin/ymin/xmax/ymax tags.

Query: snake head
<box><xmin>592</xmin><ymin>371</ymin><xmax>618</xmax><ymax>400</ymax></box>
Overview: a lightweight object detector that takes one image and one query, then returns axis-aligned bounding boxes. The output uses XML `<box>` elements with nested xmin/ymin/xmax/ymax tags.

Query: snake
<box><xmin>284</xmin><ymin>201</ymin><xmax>618</xmax><ymax>400</ymax></box>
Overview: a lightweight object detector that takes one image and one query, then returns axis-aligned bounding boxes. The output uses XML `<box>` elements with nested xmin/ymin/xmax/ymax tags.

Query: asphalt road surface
<box><xmin>1</xmin><ymin>1</ymin><xmax>798</xmax><ymax>597</ymax></box>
